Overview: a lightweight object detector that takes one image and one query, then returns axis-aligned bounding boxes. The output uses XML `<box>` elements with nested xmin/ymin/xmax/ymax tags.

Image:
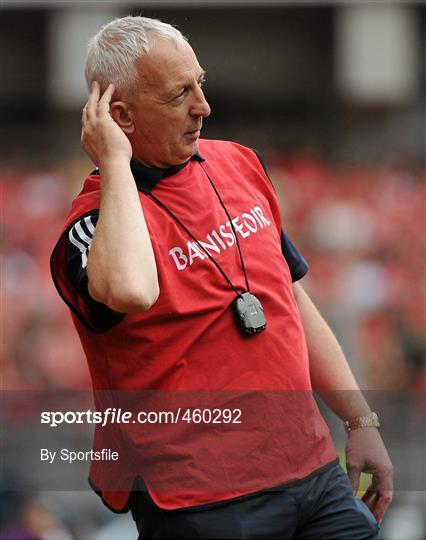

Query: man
<box><xmin>51</xmin><ymin>15</ymin><xmax>393</xmax><ymax>539</ymax></box>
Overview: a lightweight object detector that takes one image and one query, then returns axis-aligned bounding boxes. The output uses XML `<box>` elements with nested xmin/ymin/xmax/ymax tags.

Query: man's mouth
<box><xmin>184</xmin><ymin>129</ymin><xmax>201</xmax><ymax>138</ymax></box>
<box><xmin>185</xmin><ymin>124</ymin><xmax>202</xmax><ymax>135</ymax></box>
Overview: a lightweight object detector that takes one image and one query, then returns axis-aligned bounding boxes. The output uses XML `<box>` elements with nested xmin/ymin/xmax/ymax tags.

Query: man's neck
<box><xmin>132</xmin><ymin>155</ymin><xmax>191</xmax><ymax>170</ymax></box>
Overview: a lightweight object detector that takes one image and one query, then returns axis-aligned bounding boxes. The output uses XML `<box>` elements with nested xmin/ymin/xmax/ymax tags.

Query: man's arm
<box><xmin>292</xmin><ymin>281</ymin><xmax>393</xmax><ymax>524</ymax></box>
<box><xmin>81</xmin><ymin>82</ymin><xmax>159</xmax><ymax>313</ymax></box>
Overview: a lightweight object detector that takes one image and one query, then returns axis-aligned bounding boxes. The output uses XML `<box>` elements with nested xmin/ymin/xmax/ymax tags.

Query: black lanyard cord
<box><xmin>197</xmin><ymin>162</ymin><xmax>250</xmax><ymax>293</ymax></box>
<box><xmin>147</xmin><ymin>192</ymin><xmax>243</xmax><ymax>297</ymax></box>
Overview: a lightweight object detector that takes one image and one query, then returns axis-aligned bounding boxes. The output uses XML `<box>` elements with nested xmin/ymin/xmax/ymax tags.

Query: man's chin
<box><xmin>165</xmin><ymin>140</ymin><xmax>200</xmax><ymax>167</ymax></box>
<box><xmin>180</xmin><ymin>140</ymin><xmax>200</xmax><ymax>160</ymax></box>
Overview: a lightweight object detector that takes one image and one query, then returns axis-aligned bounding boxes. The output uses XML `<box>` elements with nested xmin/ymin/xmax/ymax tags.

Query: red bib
<box><xmin>51</xmin><ymin>140</ymin><xmax>337</xmax><ymax>511</ymax></box>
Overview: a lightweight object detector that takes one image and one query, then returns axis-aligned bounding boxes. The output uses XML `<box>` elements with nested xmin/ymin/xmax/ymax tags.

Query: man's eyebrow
<box><xmin>175</xmin><ymin>69</ymin><xmax>206</xmax><ymax>89</ymax></box>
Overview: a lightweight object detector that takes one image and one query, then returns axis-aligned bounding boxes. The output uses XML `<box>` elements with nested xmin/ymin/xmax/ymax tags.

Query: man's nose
<box><xmin>191</xmin><ymin>87</ymin><xmax>211</xmax><ymax>118</ymax></box>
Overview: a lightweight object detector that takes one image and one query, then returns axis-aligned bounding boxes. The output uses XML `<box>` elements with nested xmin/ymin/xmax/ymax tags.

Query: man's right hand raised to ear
<box><xmin>81</xmin><ymin>82</ymin><xmax>133</xmax><ymax>168</ymax></box>
<box><xmin>81</xmin><ymin>81</ymin><xmax>159</xmax><ymax>314</ymax></box>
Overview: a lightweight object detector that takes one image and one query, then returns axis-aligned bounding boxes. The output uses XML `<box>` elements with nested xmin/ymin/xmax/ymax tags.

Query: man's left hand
<box><xmin>345</xmin><ymin>427</ymin><xmax>393</xmax><ymax>524</ymax></box>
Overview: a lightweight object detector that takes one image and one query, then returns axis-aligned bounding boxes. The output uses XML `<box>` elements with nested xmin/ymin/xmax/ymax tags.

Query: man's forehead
<box><xmin>135</xmin><ymin>40</ymin><xmax>202</xmax><ymax>92</ymax></box>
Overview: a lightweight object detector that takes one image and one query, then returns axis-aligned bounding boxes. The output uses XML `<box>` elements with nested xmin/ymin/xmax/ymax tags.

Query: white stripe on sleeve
<box><xmin>68</xmin><ymin>228</ymin><xmax>88</xmax><ymax>268</ymax></box>
<box><xmin>84</xmin><ymin>216</ymin><xmax>96</xmax><ymax>235</ymax></box>
<box><xmin>75</xmin><ymin>220</ymin><xmax>92</xmax><ymax>246</ymax></box>
<box><xmin>68</xmin><ymin>216</ymin><xmax>97</xmax><ymax>269</ymax></box>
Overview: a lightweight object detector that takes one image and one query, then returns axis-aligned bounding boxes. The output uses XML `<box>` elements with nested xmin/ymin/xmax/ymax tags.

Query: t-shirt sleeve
<box><xmin>281</xmin><ymin>231</ymin><xmax>309</xmax><ymax>282</ymax></box>
<box><xmin>67</xmin><ymin>213</ymin><xmax>126</xmax><ymax>331</ymax></box>
<box><xmin>250</xmin><ymin>147</ymin><xmax>309</xmax><ymax>282</ymax></box>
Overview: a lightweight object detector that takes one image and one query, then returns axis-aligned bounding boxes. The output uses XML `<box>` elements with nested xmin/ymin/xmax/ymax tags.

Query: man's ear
<box><xmin>110</xmin><ymin>101</ymin><xmax>135</xmax><ymax>135</ymax></box>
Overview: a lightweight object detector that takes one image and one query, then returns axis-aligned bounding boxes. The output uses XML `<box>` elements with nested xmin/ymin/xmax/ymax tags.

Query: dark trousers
<box><xmin>131</xmin><ymin>464</ymin><xmax>380</xmax><ymax>539</ymax></box>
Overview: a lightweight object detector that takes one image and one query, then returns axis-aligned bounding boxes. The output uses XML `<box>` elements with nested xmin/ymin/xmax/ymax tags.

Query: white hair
<box><xmin>85</xmin><ymin>16</ymin><xmax>187</xmax><ymax>97</ymax></box>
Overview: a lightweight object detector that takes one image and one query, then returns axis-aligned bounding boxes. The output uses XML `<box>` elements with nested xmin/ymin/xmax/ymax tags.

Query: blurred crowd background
<box><xmin>1</xmin><ymin>2</ymin><xmax>425</xmax><ymax>539</ymax></box>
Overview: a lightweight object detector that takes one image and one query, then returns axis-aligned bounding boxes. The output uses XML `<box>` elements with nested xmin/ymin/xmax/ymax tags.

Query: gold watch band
<box><xmin>344</xmin><ymin>412</ymin><xmax>380</xmax><ymax>433</ymax></box>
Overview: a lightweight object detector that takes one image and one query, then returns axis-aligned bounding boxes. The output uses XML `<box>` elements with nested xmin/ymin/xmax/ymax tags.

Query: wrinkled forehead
<box><xmin>134</xmin><ymin>39</ymin><xmax>201</xmax><ymax>94</ymax></box>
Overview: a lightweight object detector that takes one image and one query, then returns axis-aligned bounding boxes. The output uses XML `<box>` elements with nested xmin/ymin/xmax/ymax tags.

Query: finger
<box><xmin>371</xmin><ymin>467</ymin><xmax>393</xmax><ymax>523</ymax></box>
<box><xmin>97</xmin><ymin>83</ymin><xmax>115</xmax><ymax>113</ymax></box>
<box><xmin>373</xmin><ymin>489</ymin><xmax>393</xmax><ymax>524</ymax></box>
<box><xmin>80</xmin><ymin>138</ymin><xmax>98</xmax><ymax>167</ymax></box>
<box><xmin>361</xmin><ymin>488</ymin><xmax>378</xmax><ymax>511</ymax></box>
<box><xmin>86</xmin><ymin>81</ymin><xmax>100</xmax><ymax>121</ymax></box>
<box><xmin>372</xmin><ymin>468</ymin><xmax>392</xmax><ymax>502</ymax></box>
<box><xmin>374</xmin><ymin>467</ymin><xmax>393</xmax><ymax>493</ymax></box>
<box><xmin>81</xmin><ymin>104</ymin><xmax>88</xmax><ymax>126</ymax></box>
<box><xmin>346</xmin><ymin>464</ymin><xmax>361</xmax><ymax>495</ymax></box>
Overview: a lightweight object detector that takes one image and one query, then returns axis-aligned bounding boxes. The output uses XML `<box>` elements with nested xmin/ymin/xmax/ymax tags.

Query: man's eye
<box><xmin>171</xmin><ymin>88</ymin><xmax>187</xmax><ymax>100</ymax></box>
<box><xmin>173</xmin><ymin>79</ymin><xmax>205</xmax><ymax>101</ymax></box>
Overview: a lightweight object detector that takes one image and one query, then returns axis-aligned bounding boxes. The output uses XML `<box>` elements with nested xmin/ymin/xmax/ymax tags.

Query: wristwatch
<box><xmin>344</xmin><ymin>412</ymin><xmax>380</xmax><ymax>433</ymax></box>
